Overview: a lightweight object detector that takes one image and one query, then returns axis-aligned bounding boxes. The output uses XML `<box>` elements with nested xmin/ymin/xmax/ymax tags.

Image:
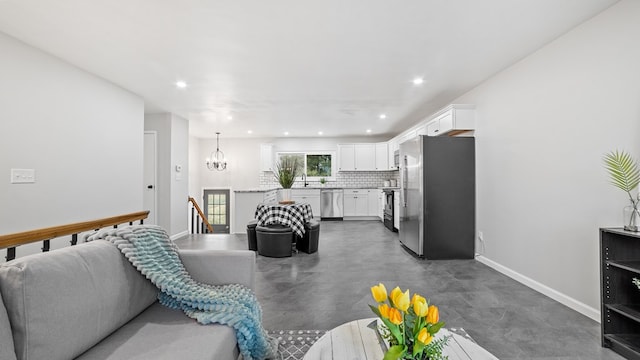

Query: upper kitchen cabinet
<box><xmin>260</xmin><ymin>144</ymin><xmax>274</xmax><ymax>172</ymax></box>
<box><xmin>338</xmin><ymin>144</ymin><xmax>356</xmax><ymax>171</ymax></box>
<box><xmin>398</xmin><ymin>130</ymin><xmax>417</xmax><ymax>145</ymax></box>
<box><xmin>388</xmin><ymin>139</ymin><xmax>399</xmax><ymax>170</ymax></box>
<box><xmin>375</xmin><ymin>143</ymin><xmax>388</xmax><ymax>170</ymax></box>
<box><xmin>426</xmin><ymin>104</ymin><xmax>475</xmax><ymax>136</ymax></box>
<box><xmin>355</xmin><ymin>144</ymin><xmax>375</xmax><ymax>170</ymax></box>
<box><xmin>338</xmin><ymin>143</ymin><xmax>375</xmax><ymax>171</ymax></box>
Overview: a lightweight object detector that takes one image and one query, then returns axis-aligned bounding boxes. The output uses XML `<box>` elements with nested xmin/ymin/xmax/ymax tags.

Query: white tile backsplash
<box><xmin>259</xmin><ymin>171</ymin><xmax>399</xmax><ymax>189</ymax></box>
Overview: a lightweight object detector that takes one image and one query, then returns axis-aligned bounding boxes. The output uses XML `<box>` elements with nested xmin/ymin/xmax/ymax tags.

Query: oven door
<box><xmin>383</xmin><ymin>190</ymin><xmax>395</xmax><ymax>231</ymax></box>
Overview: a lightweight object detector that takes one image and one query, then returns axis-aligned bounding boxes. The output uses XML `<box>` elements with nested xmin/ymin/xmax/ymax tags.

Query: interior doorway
<box><xmin>143</xmin><ymin>131</ymin><xmax>157</xmax><ymax>225</ymax></box>
<box><xmin>203</xmin><ymin>189</ymin><xmax>230</xmax><ymax>233</ymax></box>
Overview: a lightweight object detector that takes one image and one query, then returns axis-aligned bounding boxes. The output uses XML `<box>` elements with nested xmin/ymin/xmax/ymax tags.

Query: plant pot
<box><xmin>281</xmin><ymin>188</ymin><xmax>292</xmax><ymax>202</ymax></box>
<box><xmin>624</xmin><ymin>203</ymin><xmax>640</xmax><ymax>232</ymax></box>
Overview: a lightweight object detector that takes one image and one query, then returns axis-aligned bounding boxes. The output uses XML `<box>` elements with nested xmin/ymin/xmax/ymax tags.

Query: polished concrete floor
<box><xmin>176</xmin><ymin>221</ymin><xmax>623</xmax><ymax>360</ymax></box>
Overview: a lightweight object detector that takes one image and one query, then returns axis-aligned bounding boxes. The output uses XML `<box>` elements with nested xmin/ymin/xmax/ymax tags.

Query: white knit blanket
<box><xmin>88</xmin><ymin>225</ymin><xmax>278</xmax><ymax>360</ymax></box>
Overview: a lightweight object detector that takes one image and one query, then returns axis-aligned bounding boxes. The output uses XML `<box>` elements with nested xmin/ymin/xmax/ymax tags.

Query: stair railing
<box><xmin>0</xmin><ymin>211</ymin><xmax>149</xmax><ymax>262</ymax></box>
<box><xmin>188</xmin><ymin>197</ymin><xmax>213</xmax><ymax>234</ymax></box>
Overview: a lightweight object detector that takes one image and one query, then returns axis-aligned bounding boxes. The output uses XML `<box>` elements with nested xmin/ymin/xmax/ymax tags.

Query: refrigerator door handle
<box><xmin>403</xmin><ymin>155</ymin><xmax>408</xmax><ymax>207</ymax></box>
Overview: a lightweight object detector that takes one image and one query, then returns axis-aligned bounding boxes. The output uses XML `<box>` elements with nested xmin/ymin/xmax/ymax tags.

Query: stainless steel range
<box><xmin>382</xmin><ymin>189</ymin><xmax>396</xmax><ymax>232</ymax></box>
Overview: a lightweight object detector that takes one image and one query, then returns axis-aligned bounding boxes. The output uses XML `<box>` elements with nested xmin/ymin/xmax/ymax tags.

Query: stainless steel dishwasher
<box><xmin>320</xmin><ymin>189</ymin><xmax>344</xmax><ymax>220</ymax></box>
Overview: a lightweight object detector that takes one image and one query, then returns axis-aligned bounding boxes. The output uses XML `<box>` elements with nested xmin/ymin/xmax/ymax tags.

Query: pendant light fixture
<box><xmin>206</xmin><ymin>132</ymin><xmax>227</xmax><ymax>171</ymax></box>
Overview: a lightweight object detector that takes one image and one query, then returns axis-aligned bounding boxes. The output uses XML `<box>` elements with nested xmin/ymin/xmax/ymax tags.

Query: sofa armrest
<box><xmin>178</xmin><ymin>249</ymin><xmax>256</xmax><ymax>291</ymax></box>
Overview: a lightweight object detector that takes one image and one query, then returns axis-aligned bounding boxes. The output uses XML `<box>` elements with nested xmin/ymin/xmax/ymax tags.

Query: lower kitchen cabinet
<box><xmin>291</xmin><ymin>189</ymin><xmax>321</xmax><ymax>218</ymax></box>
<box><xmin>393</xmin><ymin>190</ymin><xmax>400</xmax><ymax>230</ymax></box>
<box><xmin>367</xmin><ymin>190</ymin><xmax>379</xmax><ymax>217</ymax></box>
<box><xmin>344</xmin><ymin>189</ymin><xmax>379</xmax><ymax>218</ymax></box>
<box><xmin>601</xmin><ymin>228</ymin><xmax>640</xmax><ymax>359</ymax></box>
<box><xmin>343</xmin><ymin>189</ymin><xmax>368</xmax><ymax>216</ymax></box>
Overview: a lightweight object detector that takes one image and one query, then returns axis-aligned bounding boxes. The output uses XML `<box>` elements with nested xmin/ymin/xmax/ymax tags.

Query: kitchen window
<box><xmin>276</xmin><ymin>152</ymin><xmax>336</xmax><ymax>180</ymax></box>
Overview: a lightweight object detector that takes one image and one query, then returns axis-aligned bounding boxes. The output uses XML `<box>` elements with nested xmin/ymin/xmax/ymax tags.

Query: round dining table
<box><xmin>254</xmin><ymin>202</ymin><xmax>314</xmax><ymax>237</ymax></box>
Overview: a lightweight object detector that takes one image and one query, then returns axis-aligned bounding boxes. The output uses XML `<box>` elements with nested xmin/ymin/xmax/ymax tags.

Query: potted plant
<box><xmin>274</xmin><ymin>156</ymin><xmax>301</xmax><ymax>203</ymax></box>
<box><xmin>603</xmin><ymin>150</ymin><xmax>640</xmax><ymax>231</ymax></box>
<box><xmin>319</xmin><ymin>177</ymin><xmax>326</xmax><ymax>186</ymax></box>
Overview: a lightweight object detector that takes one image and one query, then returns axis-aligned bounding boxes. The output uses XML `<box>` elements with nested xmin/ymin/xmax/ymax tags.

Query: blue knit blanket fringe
<box><xmin>88</xmin><ymin>225</ymin><xmax>277</xmax><ymax>360</ymax></box>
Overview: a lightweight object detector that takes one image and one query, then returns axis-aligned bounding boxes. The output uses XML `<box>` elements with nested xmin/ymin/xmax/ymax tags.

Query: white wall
<box><xmin>454</xmin><ymin>0</ymin><xmax>640</xmax><ymax>319</ymax></box>
<box><xmin>170</xmin><ymin>114</ymin><xmax>189</xmax><ymax>237</ymax></box>
<box><xmin>191</xmin><ymin>135</ymin><xmax>389</xmax><ymax>194</ymax></box>
<box><xmin>145</xmin><ymin>113</ymin><xmax>189</xmax><ymax>238</ymax></box>
<box><xmin>0</xmin><ymin>31</ymin><xmax>144</xmax><ymax>257</ymax></box>
<box><xmin>145</xmin><ymin>114</ymin><xmax>172</xmax><ymax>231</ymax></box>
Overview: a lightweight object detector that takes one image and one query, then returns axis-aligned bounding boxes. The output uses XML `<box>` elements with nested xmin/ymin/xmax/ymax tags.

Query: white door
<box><xmin>143</xmin><ymin>131</ymin><xmax>157</xmax><ymax>225</ymax></box>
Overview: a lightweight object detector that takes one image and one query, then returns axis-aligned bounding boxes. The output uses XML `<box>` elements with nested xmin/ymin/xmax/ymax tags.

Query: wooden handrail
<box><xmin>0</xmin><ymin>211</ymin><xmax>149</xmax><ymax>250</ymax></box>
<box><xmin>188</xmin><ymin>197</ymin><xmax>214</xmax><ymax>233</ymax></box>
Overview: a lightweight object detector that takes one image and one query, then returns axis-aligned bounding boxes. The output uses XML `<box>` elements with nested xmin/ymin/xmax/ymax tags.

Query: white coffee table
<box><xmin>303</xmin><ymin>318</ymin><xmax>499</xmax><ymax>360</ymax></box>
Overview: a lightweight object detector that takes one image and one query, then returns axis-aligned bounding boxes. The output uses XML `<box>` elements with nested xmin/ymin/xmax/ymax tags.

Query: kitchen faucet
<box><xmin>302</xmin><ymin>173</ymin><xmax>309</xmax><ymax>187</ymax></box>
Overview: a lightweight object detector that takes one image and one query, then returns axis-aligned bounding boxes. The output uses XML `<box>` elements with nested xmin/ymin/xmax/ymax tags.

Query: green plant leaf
<box><xmin>603</xmin><ymin>150</ymin><xmax>640</xmax><ymax>193</ymax></box>
<box><xmin>273</xmin><ymin>156</ymin><xmax>301</xmax><ymax>188</ymax></box>
<box><xmin>429</xmin><ymin>321</ymin><xmax>445</xmax><ymax>334</ymax></box>
<box><xmin>383</xmin><ymin>345</ymin><xmax>406</xmax><ymax>360</ymax></box>
<box><xmin>369</xmin><ymin>304</ymin><xmax>382</xmax><ymax>317</ymax></box>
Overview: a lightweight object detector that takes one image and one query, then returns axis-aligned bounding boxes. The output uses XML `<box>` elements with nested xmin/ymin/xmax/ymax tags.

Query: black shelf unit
<box><xmin>601</xmin><ymin>228</ymin><xmax>640</xmax><ymax>360</ymax></box>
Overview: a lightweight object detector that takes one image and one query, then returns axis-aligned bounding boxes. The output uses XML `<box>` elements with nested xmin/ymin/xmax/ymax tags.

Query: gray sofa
<box><xmin>0</xmin><ymin>240</ymin><xmax>256</xmax><ymax>360</ymax></box>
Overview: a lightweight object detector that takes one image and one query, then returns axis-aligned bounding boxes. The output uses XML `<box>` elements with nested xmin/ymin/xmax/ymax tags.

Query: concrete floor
<box><xmin>176</xmin><ymin>220</ymin><xmax>623</xmax><ymax>360</ymax></box>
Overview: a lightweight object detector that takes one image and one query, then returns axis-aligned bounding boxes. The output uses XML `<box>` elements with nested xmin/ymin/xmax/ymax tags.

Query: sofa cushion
<box><xmin>0</xmin><ymin>240</ymin><xmax>158</xmax><ymax>360</ymax></box>
<box><xmin>75</xmin><ymin>303</ymin><xmax>240</xmax><ymax>360</ymax></box>
<box><xmin>0</xmin><ymin>290</ymin><xmax>17</xmax><ymax>360</ymax></box>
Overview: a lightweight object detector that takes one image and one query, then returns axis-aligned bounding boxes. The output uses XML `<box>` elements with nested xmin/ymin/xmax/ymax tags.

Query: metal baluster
<box><xmin>6</xmin><ymin>248</ymin><xmax>15</xmax><ymax>262</ymax></box>
<box><xmin>191</xmin><ymin>207</ymin><xmax>195</xmax><ymax>234</ymax></box>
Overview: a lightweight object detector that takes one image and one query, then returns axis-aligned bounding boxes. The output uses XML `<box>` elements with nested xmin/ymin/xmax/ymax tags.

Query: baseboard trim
<box><xmin>170</xmin><ymin>230</ymin><xmax>188</xmax><ymax>241</ymax></box>
<box><xmin>475</xmin><ymin>255</ymin><xmax>600</xmax><ymax>322</ymax></box>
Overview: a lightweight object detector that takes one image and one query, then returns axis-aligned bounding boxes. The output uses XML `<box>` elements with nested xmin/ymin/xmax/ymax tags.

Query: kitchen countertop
<box><xmin>235</xmin><ymin>186</ymin><xmax>399</xmax><ymax>193</ymax></box>
<box><xmin>234</xmin><ymin>188</ymin><xmax>278</xmax><ymax>193</ymax></box>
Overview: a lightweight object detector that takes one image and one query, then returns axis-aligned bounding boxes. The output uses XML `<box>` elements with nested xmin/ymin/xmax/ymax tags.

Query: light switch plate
<box><xmin>11</xmin><ymin>169</ymin><xmax>35</xmax><ymax>184</ymax></box>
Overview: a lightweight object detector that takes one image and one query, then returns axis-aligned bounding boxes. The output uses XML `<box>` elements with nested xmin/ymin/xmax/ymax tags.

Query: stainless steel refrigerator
<box><xmin>399</xmin><ymin>135</ymin><xmax>475</xmax><ymax>259</ymax></box>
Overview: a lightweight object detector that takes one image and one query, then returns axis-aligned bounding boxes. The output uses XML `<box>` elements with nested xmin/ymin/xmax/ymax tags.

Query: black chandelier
<box><xmin>206</xmin><ymin>132</ymin><xmax>227</xmax><ymax>171</ymax></box>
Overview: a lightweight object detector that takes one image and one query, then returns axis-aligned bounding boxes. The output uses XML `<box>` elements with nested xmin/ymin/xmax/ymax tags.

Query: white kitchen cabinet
<box><xmin>354</xmin><ymin>144</ymin><xmax>376</xmax><ymax>170</ymax></box>
<box><xmin>378</xmin><ymin>190</ymin><xmax>384</xmax><ymax>220</ymax></box>
<box><xmin>343</xmin><ymin>189</ymin><xmax>369</xmax><ymax>216</ymax></box>
<box><xmin>426</xmin><ymin>105</ymin><xmax>475</xmax><ymax>136</ymax></box>
<box><xmin>338</xmin><ymin>144</ymin><xmax>356</xmax><ymax>171</ymax></box>
<box><xmin>388</xmin><ymin>139</ymin><xmax>399</xmax><ymax>170</ymax></box>
<box><xmin>338</xmin><ymin>143</ymin><xmax>376</xmax><ymax>171</ymax></box>
<box><xmin>398</xmin><ymin>130</ymin><xmax>417</xmax><ymax>145</ymax></box>
<box><xmin>375</xmin><ymin>143</ymin><xmax>388</xmax><ymax>170</ymax></box>
<box><xmin>263</xmin><ymin>189</ymin><xmax>277</xmax><ymax>204</ymax></box>
<box><xmin>260</xmin><ymin>144</ymin><xmax>274</xmax><ymax>172</ymax></box>
<box><xmin>394</xmin><ymin>190</ymin><xmax>400</xmax><ymax>230</ymax></box>
<box><xmin>416</xmin><ymin>123</ymin><xmax>428</xmax><ymax>136</ymax></box>
<box><xmin>291</xmin><ymin>188</ymin><xmax>321</xmax><ymax>218</ymax></box>
<box><xmin>367</xmin><ymin>190</ymin><xmax>379</xmax><ymax>217</ymax></box>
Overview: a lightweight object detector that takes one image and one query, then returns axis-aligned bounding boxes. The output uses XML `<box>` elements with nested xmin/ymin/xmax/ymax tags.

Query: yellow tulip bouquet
<box><xmin>370</xmin><ymin>283</ymin><xmax>449</xmax><ymax>360</ymax></box>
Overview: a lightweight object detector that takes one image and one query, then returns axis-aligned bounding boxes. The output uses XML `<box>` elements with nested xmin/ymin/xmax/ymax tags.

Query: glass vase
<box><xmin>623</xmin><ymin>202</ymin><xmax>640</xmax><ymax>232</ymax></box>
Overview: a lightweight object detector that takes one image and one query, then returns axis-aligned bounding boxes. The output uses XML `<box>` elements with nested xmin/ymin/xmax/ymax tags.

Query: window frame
<box><xmin>275</xmin><ymin>151</ymin><xmax>336</xmax><ymax>181</ymax></box>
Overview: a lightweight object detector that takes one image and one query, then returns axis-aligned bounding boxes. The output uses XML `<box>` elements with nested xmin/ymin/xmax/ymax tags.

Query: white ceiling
<box><xmin>0</xmin><ymin>0</ymin><xmax>618</xmax><ymax>139</ymax></box>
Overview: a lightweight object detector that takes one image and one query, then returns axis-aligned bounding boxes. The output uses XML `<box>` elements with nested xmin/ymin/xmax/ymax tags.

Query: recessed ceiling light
<box><xmin>247</xmin><ymin>130</ymin><xmax>253</xmax><ymax>134</ymax></box>
<box><xmin>284</xmin><ymin>131</ymin><xmax>289</xmax><ymax>136</ymax></box>
<box><xmin>227</xmin><ymin>115</ymin><xmax>233</xmax><ymax>120</ymax></box>
<box><xmin>318</xmin><ymin>131</ymin><xmax>323</xmax><ymax>135</ymax></box>
<box><xmin>412</xmin><ymin>77</ymin><xmax>424</xmax><ymax>85</ymax></box>
<box><xmin>379</xmin><ymin>114</ymin><xmax>387</xmax><ymax>119</ymax></box>
<box><xmin>366</xmin><ymin>129</ymin><xmax>372</xmax><ymax>133</ymax></box>
<box><xmin>175</xmin><ymin>81</ymin><xmax>187</xmax><ymax>88</ymax></box>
